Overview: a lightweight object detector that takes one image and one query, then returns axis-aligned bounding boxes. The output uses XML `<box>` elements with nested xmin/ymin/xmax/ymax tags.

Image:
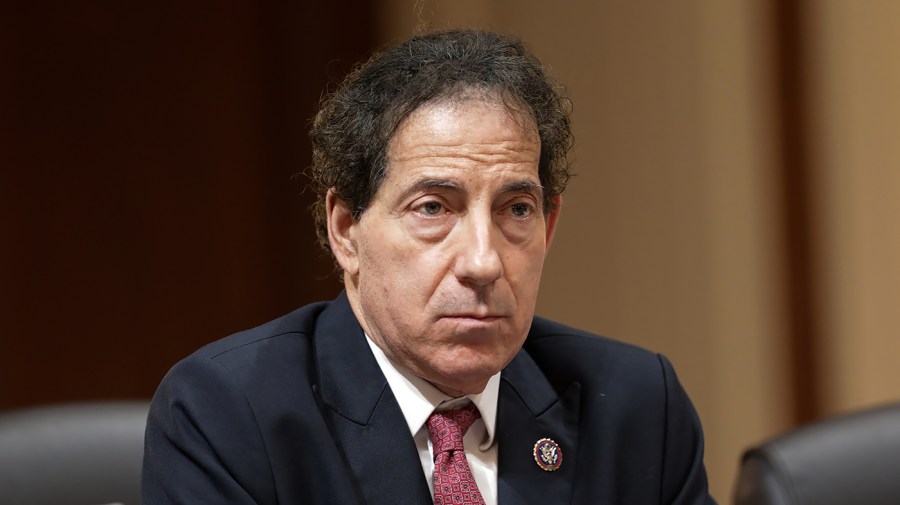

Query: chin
<box><xmin>427</xmin><ymin>358</ymin><xmax>502</xmax><ymax>395</ymax></box>
<box><xmin>431</xmin><ymin>377</ymin><xmax>489</xmax><ymax>397</ymax></box>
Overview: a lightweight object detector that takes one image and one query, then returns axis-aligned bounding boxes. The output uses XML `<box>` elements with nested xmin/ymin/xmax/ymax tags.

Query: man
<box><xmin>143</xmin><ymin>29</ymin><xmax>716</xmax><ymax>505</ymax></box>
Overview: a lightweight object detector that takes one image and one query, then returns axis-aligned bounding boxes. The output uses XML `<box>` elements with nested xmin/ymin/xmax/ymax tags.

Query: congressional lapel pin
<box><xmin>533</xmin><ymin>438</ymin><xmax>562</xmax><ymax>471</ymax></box>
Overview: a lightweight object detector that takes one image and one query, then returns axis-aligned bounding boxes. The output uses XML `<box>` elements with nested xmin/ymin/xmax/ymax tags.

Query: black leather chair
<box><xmin>0</xmin><ymin>401</ymin><xmax>149</xmax><ymax>505</ymax></box>
<box><xmin>733</xmin><ymin>402</ymin><xmax>900</xmax><ymax>505</ymax></box>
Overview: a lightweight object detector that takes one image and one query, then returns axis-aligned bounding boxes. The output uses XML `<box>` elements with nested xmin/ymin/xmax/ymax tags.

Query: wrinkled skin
<box><xmin>327</xmin><ymin>98</ymin><xmax>561</xmax><ymax>397</ymax></box>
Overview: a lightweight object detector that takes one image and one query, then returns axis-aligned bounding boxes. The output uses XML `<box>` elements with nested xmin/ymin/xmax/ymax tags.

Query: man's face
<box><xmin>329</xmin><ymin>98</ymin><xmax>560</xmax><ymax>396</ymax></box>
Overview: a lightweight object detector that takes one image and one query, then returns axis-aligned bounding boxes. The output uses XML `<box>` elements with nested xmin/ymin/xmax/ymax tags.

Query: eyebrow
<box><xmin>499</xmin><ymin>180</ymin><xmax>544</xmax><ymax>198</ymax></box>
<box><xmin>396</xmin><ymin>178</ymin><xmax>464</xmax><ymax>203</ymax></box>
<box><xmin>394</xmin><ymin>177</ymin><xmax>544</xmax><ymax>203</ymax></box>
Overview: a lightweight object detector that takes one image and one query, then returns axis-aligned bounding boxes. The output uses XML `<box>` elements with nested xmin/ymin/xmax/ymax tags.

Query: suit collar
<box><xmin>497</xmin><ymin>345</ymin><xmax>581</xmax><ymax>505</ymax></box>
<box><xmin>312</xmin><ymin>291</ymin><xmax>433</xmax><ymax>504</ymax></box>
<box><xmin>501</xmin><ymin>347</ymin><xmax>560</xmax><ymax>416</ymax></box>
<box><xmin>313</xmin><ymin>291</ymin><xmax>386</xmax><ymax>424</ymax></box>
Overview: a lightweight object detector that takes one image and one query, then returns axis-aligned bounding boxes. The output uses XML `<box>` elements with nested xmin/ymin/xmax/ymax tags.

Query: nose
<box><xmin>453</xmin><ymin>213</ymin><xmax>503</xmax><ymax>287</ymax></box>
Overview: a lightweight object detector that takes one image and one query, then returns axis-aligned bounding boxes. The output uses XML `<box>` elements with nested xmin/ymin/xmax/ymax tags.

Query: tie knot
<box><xmin>426</xmin><ymin>403</ymin><xmax>481</xmax><ymax>454</ymax></box>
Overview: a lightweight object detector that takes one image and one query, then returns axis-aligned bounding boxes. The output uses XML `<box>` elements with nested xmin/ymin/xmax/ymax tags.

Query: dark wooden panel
<box><xmin>0</xmin><ymin>1</ymin><xmax>374</xmax><ymax>408</ymax></box>
<box><xmin>770</xmin><ymin>0</ymin><xmax>822</xmax><ymax>425</ymax></box>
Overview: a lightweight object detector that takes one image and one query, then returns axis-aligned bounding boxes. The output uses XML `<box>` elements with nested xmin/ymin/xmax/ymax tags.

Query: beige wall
<box><xmin>806</xmin><ymin>1</ymin><xmax>900</xmax><ymax>415</ymax></box>
<box><xmin>378</xmin><ymin>1</ymin><xmax>900</xmax><ymax>501</ymax></box>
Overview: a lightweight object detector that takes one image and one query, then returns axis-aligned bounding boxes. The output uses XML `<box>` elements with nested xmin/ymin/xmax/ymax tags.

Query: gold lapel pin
<box><xmin>533</xmin><ymin>437</ymin><xmax>562</xmax><ymax>471</ymax></box>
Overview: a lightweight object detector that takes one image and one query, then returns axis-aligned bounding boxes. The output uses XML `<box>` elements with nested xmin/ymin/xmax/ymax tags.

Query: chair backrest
<box><xmin>733</xmin><ymin>402</ymin><xmax>900</xmax><ymax>505</ymax></box>
<box><xmin>0</xmin><ymin>401</ymin><xmax>149</xmax><ymax>505</ymax></box>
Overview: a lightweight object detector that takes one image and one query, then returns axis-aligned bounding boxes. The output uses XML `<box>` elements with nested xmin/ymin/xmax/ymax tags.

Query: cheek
<box><xmin>507</xmin><ymin>244</ymin><xmax>548</xmax><ymax>290</ymax></box>
<box><xmin>356</xmin><ymin>230</ymin><xmax>433</xmax><ymax>313</ymax></box>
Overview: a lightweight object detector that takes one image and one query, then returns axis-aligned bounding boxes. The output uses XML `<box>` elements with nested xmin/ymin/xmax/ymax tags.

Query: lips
<box><xmin>442</xmin><ymin>312</ymin><xmax>504</xmax><ymax>319</ymax></box>
<box><xmin>440</xmin><ymin>314</ymin><xmax>504</xmax><ymax>324</ymax></box>
<box><xmin>434</xmin><ymin>299</ymin><xmax>512</xmax><ymax>323</ymax></box>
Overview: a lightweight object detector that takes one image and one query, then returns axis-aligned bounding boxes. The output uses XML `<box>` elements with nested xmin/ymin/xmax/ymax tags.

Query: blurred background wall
<box><xmin>3</xmin><ymin>1</ymin><xmax>899</xmax><ymax>501</ymax></box>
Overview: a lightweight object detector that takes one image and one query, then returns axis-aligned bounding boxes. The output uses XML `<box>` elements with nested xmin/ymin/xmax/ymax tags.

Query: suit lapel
<box><xmin>312</xmin><ymin>292</ymin><xmax>432</xmax><ymax>505</ymax></box>
<box><xmin>497</xmin><ymin>348</ymin><xmax>581</xmax><ymax>505</ymax></box>
<box><xmin>311</xmin><ymin>293</ymin><xmax>582</xmax><ymax>505</ymax></box>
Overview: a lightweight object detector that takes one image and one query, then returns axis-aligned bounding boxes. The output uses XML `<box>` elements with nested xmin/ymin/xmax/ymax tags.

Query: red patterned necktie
<box><xmin>426</xmin><ymin>403</ymin><xmax>486</xmax><ymax>505</ymax></box>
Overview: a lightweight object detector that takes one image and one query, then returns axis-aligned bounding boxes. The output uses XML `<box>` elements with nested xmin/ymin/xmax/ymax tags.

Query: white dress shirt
<box><xmin>365</xmin><ymin>335</ymin><xmax>500</xmax><ymax>505</ymax></box>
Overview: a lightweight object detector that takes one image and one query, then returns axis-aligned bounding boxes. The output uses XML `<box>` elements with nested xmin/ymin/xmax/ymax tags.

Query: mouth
<box><xmin>440</xmin><ymin>314</ymin><xmax>504</xmax><ymax>325</ymax></box>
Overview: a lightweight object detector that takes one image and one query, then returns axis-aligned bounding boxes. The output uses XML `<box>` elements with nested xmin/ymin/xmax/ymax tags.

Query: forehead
<box><xmin>385</xmin><ymin>98</ymin><xmax>540</xmax><ymax>178</ymax></box>
<box><xmin>395</xmin><ymin>94</ymin><xmax>537</xmax><ymax>140</ymax></box>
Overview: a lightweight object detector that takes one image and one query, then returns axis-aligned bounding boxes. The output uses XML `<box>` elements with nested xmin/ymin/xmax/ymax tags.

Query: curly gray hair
<box><xmin>308</xmin><ymin>29</ymin><xmax>573</xmax><ymax>256</ymax></box>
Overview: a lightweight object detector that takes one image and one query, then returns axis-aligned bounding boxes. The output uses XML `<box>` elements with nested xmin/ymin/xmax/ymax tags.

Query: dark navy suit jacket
<box><xmin>143</xmin><ymin>292</ymin><xmax>715</xmax><ymax>504</ymax></box>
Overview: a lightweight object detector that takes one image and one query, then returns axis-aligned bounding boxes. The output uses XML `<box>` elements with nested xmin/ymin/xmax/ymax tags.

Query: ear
<box><xmin>326</xmin><ymin>189</ymin><xmax>360</xmax><ymax>276</ymax></box>
<box><xmin>544</xmin><ymin>195</ymin><xmax>562</xmax><ymax>250</ymax></box>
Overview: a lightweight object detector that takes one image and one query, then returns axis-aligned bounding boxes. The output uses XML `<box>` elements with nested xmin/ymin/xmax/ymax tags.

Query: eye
<box><xmin>509</xmin><ymin>202</ymin><xmax>533</xmax><ymax>218</ymax></box>
<box><xmin>417</xmin><ymin>201</ymin><xmax>445</xmax><ymax>216</ymax></box>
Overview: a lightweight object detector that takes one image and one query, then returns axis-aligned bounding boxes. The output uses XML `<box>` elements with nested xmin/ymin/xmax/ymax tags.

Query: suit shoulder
<box><xmin>191</xmin><ymin>300</ymin><xmax>330</xmax><ymax>362</ymax></box>
<box><xmin>153</xmin><ymin>299</ymin><xmax>335</xmax><ymax>412</ymax></box>
<box><xmin>525</xmin><ymin>316</ymin><xmax>667</xmax><ymax>388</ymax></box>
<box><xmin>527</xmin><ymin>316</ymin><xmax>658</xmax><ymax>361</ymax></box>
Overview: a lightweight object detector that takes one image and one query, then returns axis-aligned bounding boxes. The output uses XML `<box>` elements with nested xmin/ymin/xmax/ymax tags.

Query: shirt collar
<box><xmin>365</xmin><ymin>334</ymin><xmax>499</xmax><ymax>450</ymax></box>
